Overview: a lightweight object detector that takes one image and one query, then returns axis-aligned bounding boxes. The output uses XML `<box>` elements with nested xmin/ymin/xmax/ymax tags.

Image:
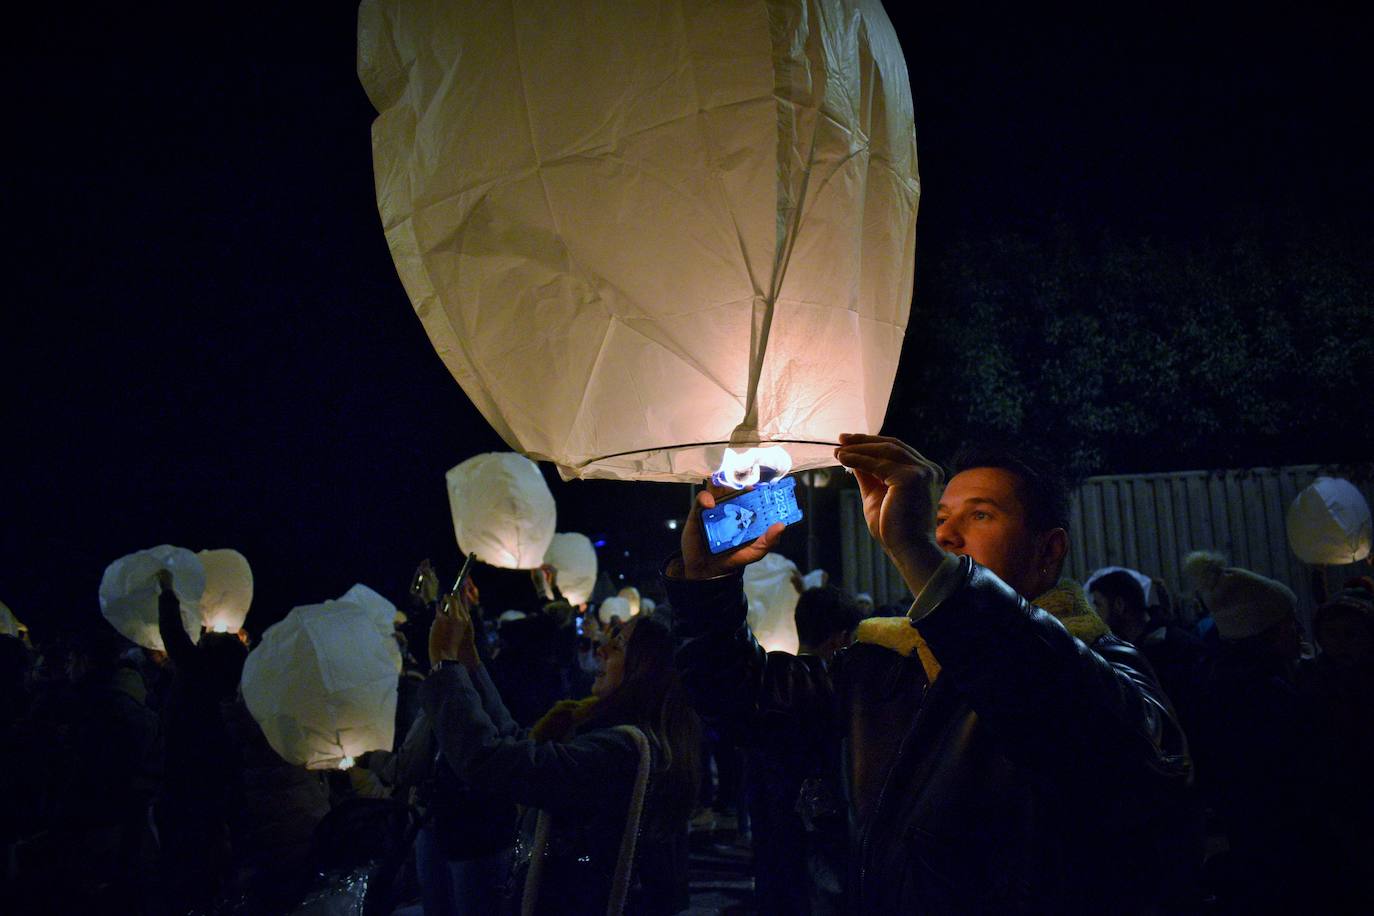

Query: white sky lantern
<box><xmin>241</xmin><ymin>585</ymin><xmax>403</xmax><ymax>771</ymax></box>
<box><xmin>1286</xmin><ymin>477</ymin><xmax>1373</xmax><ymax>566</ymax></box>
<box><xmin>0</xmin><ymin>600</ymin><xmax>26</xmax><ymax>639</ymax></box>
<box><xmin>99</xmin><ymin>545</ymin><xmax>205</xmax><ymax>651</ymax></box>
<box><xmin>544</xmin><ymin>533</ymin><xmax>598</xmax><ymax>606</ymax></box>
<box><xmin>359</xmin><ymin>0</ymin><xmax>918</xmax><ymax>484</ymax></box>
<box><xmin>598</xmin><ymin>596</ymin><xmax>632</xmax><ymax>626</ymax></box>
<box><xmin>197</xmin><ymin>549</ymin><xmax>254</xmax><ymax>634</ymax></box>
<box><xmin>447</xmin><ymin>452</ymin><xmax>557</xmax><ymax>569</ymax></box>
<box><xmin>744</xmin><ymin>552</ymin><xmax>802</xmax><ymax>654</ymax></box>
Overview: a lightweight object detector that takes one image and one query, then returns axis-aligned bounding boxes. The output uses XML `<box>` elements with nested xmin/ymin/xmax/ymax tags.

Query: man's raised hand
<box><xmin>834</xmin><ymin>433</ymin><xmax>947</xmax><ymax>590</ymax></box>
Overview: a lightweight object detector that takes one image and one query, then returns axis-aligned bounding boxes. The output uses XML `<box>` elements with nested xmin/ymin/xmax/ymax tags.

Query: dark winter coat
<box><xmin>671</xmin><ymin>555</ymin><xmax>1199</xmax><ymax>914</ymax></box>
<box><xmin>421</xmin><ymin>664</ymin><xmax>674</xmax><ymax>915</ymax></box>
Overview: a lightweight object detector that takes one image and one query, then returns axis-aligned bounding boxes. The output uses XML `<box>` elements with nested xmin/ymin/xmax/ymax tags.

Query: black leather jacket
<box><xmin>670</xmin><ymin>556</ymin><xmax>1199</xmax><ymax>914</ymax></box>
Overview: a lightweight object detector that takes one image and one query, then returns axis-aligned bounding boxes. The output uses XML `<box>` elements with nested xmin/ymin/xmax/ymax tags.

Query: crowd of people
<box><xmin>2</xmin><ymin>436</ymin><xmax>1371</xmax><ymax>914</ymax></box>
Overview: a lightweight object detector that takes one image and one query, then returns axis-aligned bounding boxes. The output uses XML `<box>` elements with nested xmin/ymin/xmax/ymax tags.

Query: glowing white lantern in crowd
<box><xmin>446</xmin><ymin>452</ymin><xmax>557</xmax><ymax>569</ymax></box>
<box><xmin>197</xmin><ymin>549</ymin><xmax>254</xmax><ymax>634</ymax></box>
<box><xmin>598</xmin><ymin>596</ymin><xmax>632</xmax><ymax>626</ymax></box>
<box><xmin>99</xmin><ymin>546</ymin><xmax>205</xmax><ymax>651</ymax></box>
<box><xmin>544</xmin><ymin>533</ymin><xmax>598</xmax><ymax>606</ymax></box>
<box><xmin>744</xmin><ymin>552</ymin><xmax>802</xmax><ymax>654</ymax></box>
<box><xmin>1287</xmin><ymin>477</ymin><xmax>1372</xmax><ymax>566</ymax></box>
<box><xmin>0</xmin><ymin>600</ymin><xmax>26</xmax><ymax>639</ymax></box>
<box><xmin>618</xmin><ymin>587</ymin><xmax>643</xmax><ymax>617</ymax></box>
<box><xmin>359</xmin><ymin>0</ymin><xmax>918</xmax><ymax>484</ymax></box>
<box><xmin>241</xmin><ymin>585</ymin><xmax>403</xmax><ymax>770</ymax></box>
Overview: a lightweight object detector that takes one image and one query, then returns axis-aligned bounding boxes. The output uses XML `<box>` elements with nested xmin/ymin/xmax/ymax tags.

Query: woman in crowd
<box><xmin>423</xmin><ymin>591</ymin><xmax>699</xmax><ymax>915</ymax></box>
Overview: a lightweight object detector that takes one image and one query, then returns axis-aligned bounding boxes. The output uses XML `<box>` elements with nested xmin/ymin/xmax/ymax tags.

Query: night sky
<box><xmin>5</xmin><ymin>4</ymin><xmax>1370</xmax><ymax>639</ymax></box>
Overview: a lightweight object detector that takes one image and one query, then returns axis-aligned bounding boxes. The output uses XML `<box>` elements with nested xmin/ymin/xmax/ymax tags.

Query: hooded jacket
<box><xmin>671</xmin><ymin>555</ymin><xmax>1199</xmax><ymax>914</ymax></box>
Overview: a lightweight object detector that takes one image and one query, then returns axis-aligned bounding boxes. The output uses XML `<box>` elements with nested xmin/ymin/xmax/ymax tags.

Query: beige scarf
<box><xmin>855</xmin><ymin>578</ymin><xmax>1109</xmax><ymax>684</ymax></box>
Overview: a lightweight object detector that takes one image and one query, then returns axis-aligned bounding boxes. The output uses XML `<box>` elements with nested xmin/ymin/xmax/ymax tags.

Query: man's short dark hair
<box><xmin>1090</xmin><ymin>571</ymin><xmax>1146</xmax><ymax>614</ymax></box>
<box><xmin>794</xmin><ymin>586</ymin><xmax>861</xmax><ymax>649</ymax></box>
<box><xmin>949</xmin><ymin>443</ymin><xmax>1070</xmax><ymax>534</ymax></box>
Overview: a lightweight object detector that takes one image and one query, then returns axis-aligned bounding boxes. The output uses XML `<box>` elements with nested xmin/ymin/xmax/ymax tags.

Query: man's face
<box><xmin>936</xmin><ymin>467</ymin><xmax>1046</xmax><ymax>597</ymax></box>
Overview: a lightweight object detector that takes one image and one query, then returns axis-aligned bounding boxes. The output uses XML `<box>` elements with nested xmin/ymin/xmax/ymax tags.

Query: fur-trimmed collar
<box><xmin>855</xmin><ymin>578</ymin><xmax>1109</xmax><ymax>684</ymax></box>
<box><xmin>530</xmin><ymin>696</ymin><xmax>601</xmax><ymax>743</ymax></box>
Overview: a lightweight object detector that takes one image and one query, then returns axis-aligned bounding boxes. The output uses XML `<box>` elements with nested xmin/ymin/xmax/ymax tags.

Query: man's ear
<box><xmin>1040</xmin><ymin>527</ymin><xmax>1069</xmax><ymax>576</ymax></box>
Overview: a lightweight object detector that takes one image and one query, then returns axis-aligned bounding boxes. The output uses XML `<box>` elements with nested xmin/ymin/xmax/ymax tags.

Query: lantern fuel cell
<box><xmin>701</xmin><ymin>477</ymin><xmax>803</xmax><ymax>555</ymax></box>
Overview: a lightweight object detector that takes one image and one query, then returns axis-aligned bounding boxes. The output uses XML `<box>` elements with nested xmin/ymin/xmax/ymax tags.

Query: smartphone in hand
<box><xmin>700</xmin><ymin>477</ymin><xmax>803</xmax><ymax>555</ymax></box>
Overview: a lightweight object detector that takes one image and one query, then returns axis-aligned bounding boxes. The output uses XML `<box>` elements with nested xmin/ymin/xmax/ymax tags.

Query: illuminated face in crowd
<box><xmin>935</xmin><ymin>467</ymin><xmax>1064</xmax><ymax>599</ymax></box>
<box><xmin>592</xmin><ymin>619</ymin><xmax>636</xmax><ymax>697</ymax></box>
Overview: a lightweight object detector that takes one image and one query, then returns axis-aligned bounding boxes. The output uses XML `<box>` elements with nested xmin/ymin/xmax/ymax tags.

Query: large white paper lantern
<box><xmin>744</xmin><ymin>552</ymin><xmax>802</xmax><ymax>654</ymax></box>
<box><xmin>359</xmin><ymin>0</ymin><xmax>918</xmax><ymax>483</ymax></box>
<box><xmin>544</xmin><ymin>533</ymin><xmax>598</xmax><ymax>606</ymax></box>
<box><xmin>240</xmin><ymin>585</ymin><xmax>403</xmax><ymax>770</ymax></box>
<box><xmin>99</xmin><ymin>546</ymin><xmax>205</xmax><ymax>651</ymax></box>
<box><xmin>1287</xmin><ymin>477</ymin><xmax>1372</xmax><ymax>566</ymax></box>
<box><xmin>446</xmin><ymin>452</ymin><xmax>557</xmax><ymax>569</ymax></box>
<box><xmin>197</xmin><ymin>549</ymin><xmax>254</xmax><ymax>634</ymax></box>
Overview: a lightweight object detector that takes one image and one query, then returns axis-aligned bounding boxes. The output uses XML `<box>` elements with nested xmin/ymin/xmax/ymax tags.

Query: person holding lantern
<box><xmin>668</xmin><ymin>435</ymin><xmax>1199</xmax><ymax>913</ymax></box>
<box><xmin>425</xmin><ymin>589</ymin><xmax>701</xmax><ymax>914</ymax></box>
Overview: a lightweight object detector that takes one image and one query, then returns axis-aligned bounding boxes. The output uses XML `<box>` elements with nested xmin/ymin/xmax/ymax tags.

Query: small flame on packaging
<box><xmin>711</xmin><ymin>445</ymin><xmax>793</xmax><ymax>489</ymax></box>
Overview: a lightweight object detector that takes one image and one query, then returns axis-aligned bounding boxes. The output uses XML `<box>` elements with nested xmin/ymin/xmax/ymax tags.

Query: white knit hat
<box><xmin>1184</xmin><ymin>551</ymin><xmax>1296</xmax><ymax>641</ymax></box>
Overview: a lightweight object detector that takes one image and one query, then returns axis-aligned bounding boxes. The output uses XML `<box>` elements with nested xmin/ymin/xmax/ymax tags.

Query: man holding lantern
<box><xmin>668</xmin><ymin>434</ymin><xmax>1199</xmax><ymax>913</ymax></box>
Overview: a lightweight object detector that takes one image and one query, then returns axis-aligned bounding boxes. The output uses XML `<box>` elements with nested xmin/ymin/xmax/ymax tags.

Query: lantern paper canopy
<box><xmin>240</xmin><ymin>585</ymin><xmax>403</xmax><ymax>771</ymax></box>
<box><xmin>1286</xmin><ymin>477</ymin><xmax>1373</xmax><ymax>566</ymax></box>
<box><xmin>744</xmin><ymin>552</ymin><xmax>802</xmax><ymax>654</ymax></box>
<box><xmin>447</xmin><ymin>452</ymin><xmax>557</xmax><ymax>569</ymax></box>
<box><xmin>99</xmin><ymin>546</ymin><xmax>205</xmax><ymax>651</ymax></box>
<box><xmin>197</xmin><ymin>549</ymin><xmax>254</xmax><ymax>634</ymax></box>
<box><xmin>544</xmin><ymin>533</ymin><xmax>598</xmax><ymax>606</ymax></box>
<box><xmin>359</xmin><ymin>0</ymin><xmax>919</xmax><ymax>482</ymax></box>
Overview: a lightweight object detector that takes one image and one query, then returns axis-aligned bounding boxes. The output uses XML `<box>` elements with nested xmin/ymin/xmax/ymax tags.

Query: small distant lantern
<box><xmin>617</xmin><ymin>587</ymin><xmax>642</xmax><ymax>617</ymax></box>
<box><xmin>197</xmin><ymin>549</ymin><xmax>253</xmax><ymax>635</ymax></box>
<box><xmin>240</xmin><ymin>585</ymin><xmax>403</xmax><ymax>770</ymax></box>
<box><xmin>360</xmin><ymin>0</ymin><xmax>918</xmax><ymax>484</ymax></box>
<box><xmin>544</xmin><ymin>533</ymin><xmax>598</xmax><ymax>606</ymax></box>
<box><xmin>744</xmin><ymin>552</ymin><xmax>802</xmax><ymax>654</ymax></box>
<box><xmin>99</xmin><ymin>545</ymin><xmax>205</xmax><ymax>651</ymax></box>
<box><xmin>1287</xmin><ymin>477</ymin><xmax>1372</xmax><ymax>566</ymax></box>
<box><xmin>598</xmin><ymin>596</ymin><xmax>631</xmax><ymax>626</ymax></box>
<box><xmin>0</xmin><ymin>600</ymin><xmax>27</xmax><ymax>639</ymax></box>
<box><xmin>446</xmin><ymin>452</ymin><xmax>557</xmax><ymax>569</ymax></box>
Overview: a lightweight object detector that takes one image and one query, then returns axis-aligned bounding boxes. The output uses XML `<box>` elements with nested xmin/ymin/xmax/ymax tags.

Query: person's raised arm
<box><xmin>154</xmin><ymin>569</ymin><xmax>197</xmax><ymax>667</ymax></box>
<box><xmin>429</xmin><ymin>592</ymin><xmax>518</xmax><ymax>738</ymax></box>
<box><xmin>666</xmin><ymin>486</ymin><xmax>797</xmax><ymax>740</ymax></box>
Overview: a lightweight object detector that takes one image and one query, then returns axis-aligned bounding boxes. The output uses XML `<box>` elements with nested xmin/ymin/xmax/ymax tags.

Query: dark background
<box><xmin>4</xmin><ymin>3</ymin><xmax>1371</xmax><ymax>639</ymax></box>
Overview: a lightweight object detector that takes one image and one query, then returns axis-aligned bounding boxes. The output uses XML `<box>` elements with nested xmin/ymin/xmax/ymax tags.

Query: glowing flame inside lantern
<box><xmin>212</xmin><ymin>622</ymin><xmax>230</xmax><ymax>634</ymax></box>
<box><xmin>339</xmin><ymin>756</ymin><xmax>355</xmax><ymax>770</ymax></box>
<box><xmin>711</xmin><ymin>446</ymin><xmax>794</xmax><ymax>490</ymax></box>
